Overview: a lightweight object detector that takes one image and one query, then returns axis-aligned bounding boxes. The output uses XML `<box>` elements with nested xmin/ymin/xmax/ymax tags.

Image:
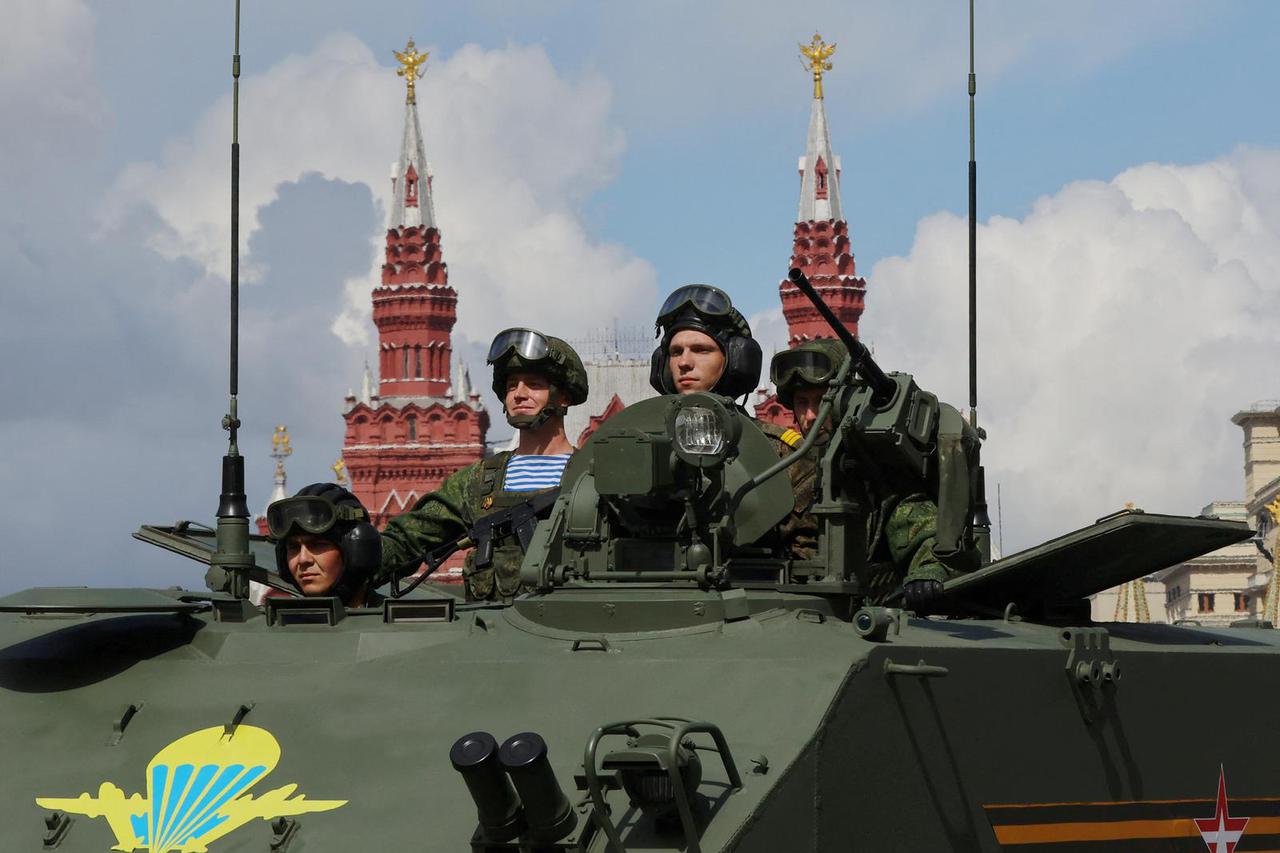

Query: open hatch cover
<box><xmin>942</xmin><ymin>510</ymin><xmax>1252</xmax><ymax>611</ymax></box>
<box><xmin>133</xmin><ymin>522</ymin><xmax>278</xmax><ymax>572</ymax></box>
<box><xmin>0</xmin><ymin>587</ymin><xmax>211</xmax><ymax>614</ymax></box>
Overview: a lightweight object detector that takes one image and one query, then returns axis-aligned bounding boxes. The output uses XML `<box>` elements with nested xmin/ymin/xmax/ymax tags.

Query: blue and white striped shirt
<box><xmin>503</xmin><ymin>453</ymin><xmax>571</xmax><ymax>492</ymax></box>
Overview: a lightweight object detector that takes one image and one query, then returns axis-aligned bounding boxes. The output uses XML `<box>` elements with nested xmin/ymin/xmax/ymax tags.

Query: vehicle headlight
<box><xmin>674</xmin><ymin>407</ymin><xmax>724</xmax><ymax>456</ymax></box>
<box><xmin>666</xmin><ymin>393</ymin><xmax>740</xmax><ymax>469</ymax></box>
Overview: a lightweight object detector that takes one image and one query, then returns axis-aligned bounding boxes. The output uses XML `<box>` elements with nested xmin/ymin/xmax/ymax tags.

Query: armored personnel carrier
<box><xmin>0</xmin><ymin>265</ymin><xmax>1266</xmax><ymax>852</ymax></box>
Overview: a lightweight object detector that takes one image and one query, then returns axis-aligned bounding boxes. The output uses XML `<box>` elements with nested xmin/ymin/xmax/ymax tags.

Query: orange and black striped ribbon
<box><xmin>985</xmin><ymin>797</ymin><xmax>1280</xmax><ymax>852</ymax></box>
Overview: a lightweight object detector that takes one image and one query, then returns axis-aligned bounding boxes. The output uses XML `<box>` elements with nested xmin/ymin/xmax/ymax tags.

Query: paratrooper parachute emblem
<box><xmin>36</xmin><ymin>725</ymin><xmax>345</xmax><ymax>852</ymax></box>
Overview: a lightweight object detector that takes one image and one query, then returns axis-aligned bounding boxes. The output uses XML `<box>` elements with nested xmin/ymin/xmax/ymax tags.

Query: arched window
<box><xmin>402</xmin><ymin>346</ymin><xmax>410</xmax><ymax>378</ymax></box>
<box><xmin>414</xmin><ymin>346</ymin><xmax>422</xmax><ymax>378</ymax></box>
<box><xmin>404</xmin><ymin>163</ymin><xmax>419</xmax><ymax>208</ymax></box>
<box><xmin>406</xmin><ymin>415</ymin><xmax>417</xmax><ymax>441</ymax></box>
<box><xmin>814</xmin><ymin>157</ymin><xmax>829</xmax><ymax>200</ymax></box>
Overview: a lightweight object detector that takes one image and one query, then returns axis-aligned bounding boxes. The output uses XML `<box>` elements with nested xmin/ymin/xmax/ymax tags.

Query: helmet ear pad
<box><xmin>649</xmin><ymin>344</ymin><xmax>677</xmax><ymax>394</ymax></box>
<box><xmin>338</xmin><ymin>522</ymin><xmax>382</xmax><ymax>588</ymax></box>
<box><xmin>274</xmin><ymin>539</ymin><xmax>294</xmax><ymax>588</ymax></box>
<box><xmin>716</xmin><ymin>335</ymin><xmax>762</xmax><ymax>399</ymax></box>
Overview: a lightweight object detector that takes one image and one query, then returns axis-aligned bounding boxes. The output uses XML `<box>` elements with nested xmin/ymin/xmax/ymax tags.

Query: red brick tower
<box><xmin>758</xmin><ymin>34</ymin><xmax>866</xmax><ymax>426</ymax></box>
<box><xmin>342</xmin><ymin>40</ymin><xmax>488</xmax><ymax>527</ymax></box>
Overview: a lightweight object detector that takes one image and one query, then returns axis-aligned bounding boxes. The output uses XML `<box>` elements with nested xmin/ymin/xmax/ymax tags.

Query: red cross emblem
<box><xmin>1194</xmin><ymin>767</ymin><xmax>1249</xmax><ymax>853</ymax></box>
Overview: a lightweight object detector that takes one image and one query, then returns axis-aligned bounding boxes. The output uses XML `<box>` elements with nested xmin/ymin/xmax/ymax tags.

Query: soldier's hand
<box><xmin>903</xmin><ymin>579</ymin><xmax>944</xmax><ymax>614</ymax></box>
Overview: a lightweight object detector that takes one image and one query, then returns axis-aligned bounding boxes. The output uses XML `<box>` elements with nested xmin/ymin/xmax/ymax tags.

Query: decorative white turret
<box><xmin>360</xmin><ymin>361</ymin><xmax>374</xmax><ymax>405</ymax></box>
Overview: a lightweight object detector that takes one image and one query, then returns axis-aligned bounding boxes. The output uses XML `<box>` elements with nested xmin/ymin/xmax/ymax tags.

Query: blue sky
<box><xmin>2</xmin><ymin>1</ymin><xmax>1278</xmax><ymax>592</ymax></box>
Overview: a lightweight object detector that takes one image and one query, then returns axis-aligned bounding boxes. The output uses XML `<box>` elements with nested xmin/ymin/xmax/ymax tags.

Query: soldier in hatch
<box><xmin>650</xmin><ymin>283</ymin><xmax>802</xmax><ymax>458</ymax></box>
<box><xmin>379</xmin><ymin>328</ymin><xmax>588</xmax><ymax>602</ymax></box>
<box><xmin>770</xmin><ymin>340</ymin><xmax>975</xmax><ymax>611</ymax></box>
<box><xmin>266</xmin><ymin>483</ymin><xmax>383</xmax><ymax>608</ymax></box>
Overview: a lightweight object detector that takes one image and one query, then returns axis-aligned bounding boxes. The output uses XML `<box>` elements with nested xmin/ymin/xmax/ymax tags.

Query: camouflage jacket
<box><xmin>758</xmin><ymin>422</ymin><xmax>970</xmax><ymax>597</ymax></box>
<box><xmin>378</xmin><ymin>451</ymin><xmax>557</xmax><ymax>602</ymax></box>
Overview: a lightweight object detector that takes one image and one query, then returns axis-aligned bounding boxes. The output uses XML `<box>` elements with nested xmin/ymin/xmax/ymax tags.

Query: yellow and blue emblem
<box><xmin>36</xmin><ymin>725</ymin><xmax>346</xmax><ymax>852</ymax></box>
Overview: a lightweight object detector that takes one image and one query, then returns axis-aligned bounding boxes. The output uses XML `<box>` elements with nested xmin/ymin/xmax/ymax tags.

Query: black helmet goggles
<box><xmin>655</xmin><ymin>285</ymin><xmax>734</xmax><ymax>333</ymax></box>
<box><xmin>266</xmin><ymin>496</ymin><xmax>369</xmax><ymax>541</ymax></box>
<box><xmin>770</xmin><ymin>347</ymin><xmax>838</xmax><ymax>389</ymax></box>
<box><xmin>487</xmin><ymin>328</ymin><xmax>552</xmax><ymax>365</ymax></box>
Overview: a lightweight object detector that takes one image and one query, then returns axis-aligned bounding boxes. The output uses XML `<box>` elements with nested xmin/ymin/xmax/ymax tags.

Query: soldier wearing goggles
<box><xmin>769</xmin><ymin>340</ymin><xmax>972</xmax><ymax>611</ymax></box>
<box><xmin>265</xmin><ymin>483</ymin><xmax>382</xmax><ymax>607</ymax></box>
<box><xmin>650</xmin><ymin>284</ymin><xmax>763</xmax><ymax>399</ymax></box>
<box><xmin>378</xmin><ymin>328</ymin><xmax>588</xmax><ymax>602</ymax></box>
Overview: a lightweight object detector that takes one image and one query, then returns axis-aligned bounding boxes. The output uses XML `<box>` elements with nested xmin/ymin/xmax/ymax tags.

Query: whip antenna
<box><xmin>968</xmin><ymin>0</ymin><xmax>978</xmax><ymax>429</ymax></box>
<box><xmin>967</xmin><ymin>0</ymin><xmax>993</xmax><ymax>563</ymax></box>
<box><xmin>209</xmin><ymin>0</ymin><xmax>254</xmax><ymax>602</ymax></box>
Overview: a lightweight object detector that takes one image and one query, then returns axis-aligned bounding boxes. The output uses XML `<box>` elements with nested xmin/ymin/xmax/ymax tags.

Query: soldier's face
<box><xmin>793</xmin><ymin>387</ymin><xmax>825</xmax><ymax>434</ymax></box>
<box><xmin>505</xmin><ymin>371</ymin><xmax>568</xmax><ymax>417</ymax></box>
<box><xmin>286</xmin><ymin>534</ymin><xmax>345</xmax><ymax>596</ymax></box>
<box><xmin>668</xmin><ymin>329</ymin><xmax>726</xmax><ymax>394</ymax></box>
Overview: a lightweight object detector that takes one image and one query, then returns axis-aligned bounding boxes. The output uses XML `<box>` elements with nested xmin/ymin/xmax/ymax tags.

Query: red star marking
<box><xmin>1195</xmin><ymin>767</ymin><xmax>1249</xmax><ymax>853</ymax></box>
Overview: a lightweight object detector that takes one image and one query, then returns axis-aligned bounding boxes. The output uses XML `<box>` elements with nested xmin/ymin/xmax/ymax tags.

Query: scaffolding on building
<box><xmin>568</xmin><ymin>324</ymin><xmax>653</xmax><ymax>362</ymax></box>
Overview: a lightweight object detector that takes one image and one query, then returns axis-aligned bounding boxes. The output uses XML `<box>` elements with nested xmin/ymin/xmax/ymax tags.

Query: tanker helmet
<box><xmin>488</xmin><ymin>328</ymin><xmax>588</xmax><ymax>430</ymax></box>
<box><xmin>770</xmin><ymin>338</ymin><xmax>849</xmax><ymax>409</ymax></box>
<box><xmin>268</xmin><ymin>483</ymin><xmax>381</xmax><ymax>602</ymax></box>
<box><xmin>650</xmin><ymin>284</ymin><xmax>762</xmax><ymax>399</ymax></box>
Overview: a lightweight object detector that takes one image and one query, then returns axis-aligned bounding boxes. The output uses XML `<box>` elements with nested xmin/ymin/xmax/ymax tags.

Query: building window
<box><xmin>1235</xmin><ymin>593</ymin><xmax>1250</xmax><ymax>612</ymax></box>
<box><xmin>814</xmin><ymin>156</ymin><xmax>829</xmax><ymax>200</ymax></box>
<box><xmin>1197</xmin><ymin>593</ymin><xmax>1215</xmax><ymax>613</ymax></box>
<box><xmin>406</xmin><ymin>415</ymin><xmax>417</xmax><ymax>441</ymax></box>
<box><xmin>405</xmin><ymin>163</ymin><xmax>419</xmax><ymax>208</ymax></box>
<box><xmin>414</xmin><ymin>346</ymin><xmax>422</xmax><ymax>378</ymax></box>
<box><xmin>402</xmin><ymin>346</ymin><xmax>410</xmax><ymax>378</ymax></box>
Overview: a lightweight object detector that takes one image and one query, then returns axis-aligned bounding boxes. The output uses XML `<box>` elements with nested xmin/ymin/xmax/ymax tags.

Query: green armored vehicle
<box><xmin>0</xmin><ymin>264</ymin><xmax>1267</xmax><ymax>852</ymax></box>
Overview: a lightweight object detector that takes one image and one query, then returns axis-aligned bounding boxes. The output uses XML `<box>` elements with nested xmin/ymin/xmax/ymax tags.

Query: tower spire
<box><xmin>796</xmin><ymin>34</ymin><xmax>842</xmax><ymax>223</ymax></box>
<box><xmin>389</xmin><ymin>40</ymin><xmax>436</xmax><ymax>229</ymax></box>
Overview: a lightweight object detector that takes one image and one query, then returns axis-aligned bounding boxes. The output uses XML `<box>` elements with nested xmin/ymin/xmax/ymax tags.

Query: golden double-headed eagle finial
<box><xmin>800</xmin><ymin>33</ymin><xmax>836</xmax><ymax>100</ymax></box>
<box><xmin>270</xmin><ymin>425</ymin><xmax>292</xmax><ymax>459</ymax></box>
<box><xmin>394</xmin><ymin>38</ymin><xmax>429</xmax><ymax>105</ymax></box>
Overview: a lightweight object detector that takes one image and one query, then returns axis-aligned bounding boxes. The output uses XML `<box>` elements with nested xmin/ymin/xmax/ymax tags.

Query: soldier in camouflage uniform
<box><xmin>770</xmin><ymin>339</ymin><xmax>976</xmax><ymax>611</ymax></box>
<box><xmin>379</xmin><ymin>329</ymin><xmax>588</xmax><ymax>602</ymax></box>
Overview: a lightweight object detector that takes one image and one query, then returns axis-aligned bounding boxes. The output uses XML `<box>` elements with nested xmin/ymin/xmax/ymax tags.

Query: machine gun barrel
<box><xmin>787</xmin><ymin>268</ymin><xmax>896</xmax><ymax>407</ymax></box>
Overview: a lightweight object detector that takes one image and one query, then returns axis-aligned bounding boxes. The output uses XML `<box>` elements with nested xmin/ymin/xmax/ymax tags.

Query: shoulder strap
<box><xmin>469</xmin><ymin>451</ymin><xmax>513</xmax><ymax>508</ymax></box>
<box><xmin>757</xmin><ymin>421</ymin><xmax>804</xmax><ymax>448</ymax></box>
<box><xmin>779</xmin><ymin>428</ymin><xmax>803</xmax><ymax>448</ymax></box>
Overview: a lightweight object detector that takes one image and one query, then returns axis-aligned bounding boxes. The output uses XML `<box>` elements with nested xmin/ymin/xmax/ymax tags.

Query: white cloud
<box><xmin>867</xmin><ymin>147</ymin><xmax>1280</xmax><ymax>553</ymax></box>
<box><xmin>0</xmin><ymin>0</ymin><xmax>104</xmax><ymax>188</ymax></box>
<box><xmin>103</xmin><ymin>34</ymin><xmax>656</xmax><ymax>356</ymax></box>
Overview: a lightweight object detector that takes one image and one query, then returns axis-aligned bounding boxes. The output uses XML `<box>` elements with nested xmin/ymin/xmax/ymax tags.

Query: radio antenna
<box><xmin>967</xmin><ymin>0</ymin><xmax>978</xmax><ymax>430</ymax></box>
<box><xmin>208</xmin><ymin>0</ymin><xmax>254</xmax><ymax>602</ymax></box>
<box><xmin>967</xmin><ymin>0</ymin><xmax>993</xmax><ymax>564</ymax></box>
